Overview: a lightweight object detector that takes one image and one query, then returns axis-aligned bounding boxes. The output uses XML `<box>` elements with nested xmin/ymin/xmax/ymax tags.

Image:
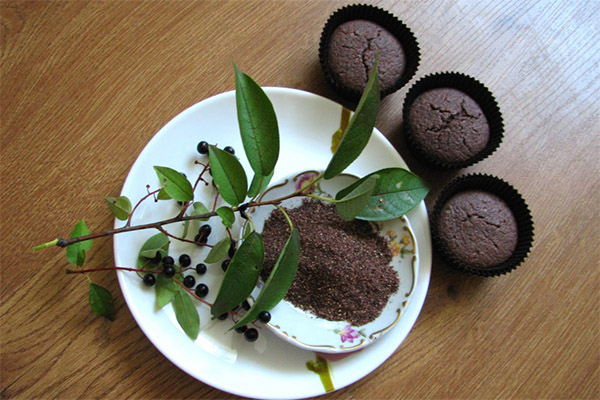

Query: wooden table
<box><xmin>2</xmin><ymin>1</ymin><xmax>598</xmax><ymax>398</ymax></box>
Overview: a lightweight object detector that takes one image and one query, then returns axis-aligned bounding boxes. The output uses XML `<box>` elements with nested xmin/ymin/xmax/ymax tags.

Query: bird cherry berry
<box><xmin>244</xmin><ymin>328</ymin><xmax>259</xmax><ymax>342</ymax></box>
<box><xmin>195</xmin><ymin>263</ymin><xmax>207</xmax><ymax>274</ymax></box>
<box><xmin>143</xmin><ymin>274</ymin><xmax>156</xmax><ymax>287</ymax></box>
<box><xmin>197</xmin><ymin>141</ymin><xmax>209</xmax><ymax>154</ymax></box>
<box><xmin>179</xmin><ymin>254</ymin><xmax>191</xmax><ymax>267</ymax></box>
<box><xmin>183</xmin><ymin>275</ymin><xmax>195</xmax><ymax>288</ymax></box>
<box><xmin>195</xmin><ymin>283</ymin><xmax>209</xmax><ymax>297</ymax></box>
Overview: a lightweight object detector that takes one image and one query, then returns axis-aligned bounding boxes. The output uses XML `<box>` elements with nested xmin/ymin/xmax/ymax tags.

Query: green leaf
<box><xmin>190</xmin><ymin>201</ymin><xmax>210</xmax><ymax>220</ymax></box>
<box><xmin>173</xmin><ymin>289</ymin><xmax>200</xmax><ymax>340</ymax></box>
<box><xmin>105</xmin><ymin>196</ymin><xmax>132</xmax><ymax>221</ymax></box>
<box><xmin>182</xmin><ymin>201</ymin><xmax>210</xmax><ymax>240</ymax></box>
<box><xmin>208</xmin><ymin>145</ymin><xmax>248</xmax><ymax>207</ymax></box>
<box><xmin>247</xmin><ymin>169</ymin><xmax>274</xmax><ymax>198</ymax></box>
<box><xmin>157</xmin><ymin>188</ymin><xmax>171</xmax><ymax>200</ymax></box>
<box><xmin>88</xmin><ymin>282</ymin><xmax>115</xmax><ymax>321</ymax></box>
<box><xmin>330</xmin><ymin>128</ymin><xmax>343</xmax><ymax>154</ymax></box>
<box><xmin>234</xmin><ymin>64</ymin><xmax>280</xmax><ymax>176</ymax></box>
<box><xmin>242</xmin><ymin>222</ymin><xmax>253</xmax><ymax>240</ymax></box>
<box><xmin>323</xmin><ymin>58</ymin><xmax>380</xmax><ymax>179</ymax></box>
<box><xmin>336</xmin><ymin>168</ymin><xmax>430</xmax><ymax>221</ymax></box>
<box><xmin>137</xmin><ymin>232</ymin><xmax>170</xmax><ymax>268</ymax></box>
<box><xmin>182</xmin><ymin>220</ymin><xmax>190</xmax><ymax>239</ymax></box>
<box><xmin>66</xmin><ymin>220</ymin><xmax>92</xmax><ymax>267</ymax></box>
<box><xmin>335</xmin><ymin>175</ymin><xmax>378</xmax><ymax>221</ymax></box>
<box><xmin>154</xmin><ymin>166</ymin><xmax>193</xmax><ymax>202</ymax></box>
<box><xmin>211</xmin><ymin>232</ymin><xmax>264</xmax><ymax>316</ymax></box>
<box><xmin>204</xmin><ymin>236</ymin><xmax>231</xmax><ymax>264</ymax></box>
<box><xmin>155</xmin><ymin>274</ymin><xmax>179</xmax><ymax>308</ymax></box>
<box><xmin>216</xmin><ymin>206</ymin><xmax>235</xmax><ymax>228</ymax></box>
<box><xmin>232</xmin><ymin>227</ymin><xmax>300</xmax><ymax>330</ymax></box>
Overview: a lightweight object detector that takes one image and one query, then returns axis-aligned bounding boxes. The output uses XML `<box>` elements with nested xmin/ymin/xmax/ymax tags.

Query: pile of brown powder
<box><xmin>260</xmin><ymin>199</ymin><xmax>399</xmax><ymax>326</ymax></box>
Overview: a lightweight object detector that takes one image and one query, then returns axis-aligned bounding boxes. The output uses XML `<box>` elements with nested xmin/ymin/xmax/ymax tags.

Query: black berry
<box><xmin>197</xmin><ymin>141</ymin><xmax>209</xmax><ymax>154</ymax></box>
<box><xmin>221</xmin><ymin>259</ymin><xmax>230</xmax><ymax>272</ymax></box>
<box><xmin>223</xmin><ymin>146</ymin><xmax>235</xmax><ymax>155</ymax></box>
<box><xmin>195</xmin><ymin>263</ymin><xmax>207</xmax><ymax>274</ymax></box>
<box><xmin>142</xmin><ymin>274</ymin><xmax>156</xmax><ymax>287</ymax></box>
<box><xmin>228</xmin><ymin>241</ymin><xmax>237</xmax><ymax>257</ymax></box>
<box><xmin>194</xmin><ymin>234</ymin><xmax>208</xmax><ymax>245</ymax></box>
<box><xmin>244</xmin><ymin>328</ymin><xmax>259</xmax><ymax>342</ymax></box>
<box><xmin>179</xmin><ymin>254</ymin><xmax>191</xmax><ymax>267</ymax></box>
<box><xmin>239</xmin><ymin>203</ymin><xmax>249</xmax><ymax>220</ymax></box>
<box><xmin>234</xmin><ymin>325</ymin><xmax>247</xmax><ymax>334</ymax></box>
<box><xmin>195</xmin><ymin>283</ymin><xmax>209</xmax><ymax>297</ymax></box>
<box><xmin>217</xmin><ymin>313</ymin><xmax>228</xmax><ymax>320</ymax></box>
<box><xmin>199</xmin><ymin>224</ymin><xmax>212</xmax><ymax>237</ymax></box>
<box><xmin>258</xmin><ymin>311</ymin><xmax>271</xmax><ymax>323</ymax></box>
<box><xmin>163</xmin><ymin>265</ymin><xmax>175</xmax><ymax>278</ymax></box>
<box><xmin>183</xmin><ymin>275</ymin><xmax>196</xmax><ymax>288</ymax></box>
<box><xmin>162</xmin><ymin>256</ymin><xmax>175</xmax><ymax>266</ymax></box>
<box><xmin>150</xmin><ymin>251</ymin><xmax>162</xmax><ymax>264</ymax></box>
<box><xmin>241</xmin><ymin>300</ymin><xmax>251</xmax><ymax>311</ymax></box>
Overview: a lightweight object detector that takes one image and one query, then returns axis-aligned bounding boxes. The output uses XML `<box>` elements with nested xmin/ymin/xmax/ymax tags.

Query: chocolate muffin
<box><xmin>436</xmin><ymin>190</ymin><xmax>518</xmax><ymax>268</ymax></box>
<box><xmin>319</xmin><ymin>4</ymin><xmax>420</xmax><ymax>101</ymax></box>
<box><xmin>402</xmin><ymin>72</ymin><xmax>504</xmax><ymax>169</ymax></box>
<box><xmin>431</xmin><ymin>174</ymin><xmax>534</xmax><ymax>277</ymax></box>
<box><xmin>327</xmin><ymin>19</ymin><xmax>406</xmax><ymax>95</ymax></box>
<box><xmin>407</xmin><ymin>88</ymin><xmax>490</xmax><ymax>165</ymax></box>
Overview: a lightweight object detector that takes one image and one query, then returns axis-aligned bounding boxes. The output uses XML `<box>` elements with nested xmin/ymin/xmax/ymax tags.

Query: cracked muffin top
<box><xmin>327</xmin><ymin>19</ymin><xmax>406</xmax><ymax>94</ymax></box>
<box><xmin>437</xmin><ymin>190</ymin><xmax>518</xmax><ymax>268</ymax></box>
<box><xmin>407</xmin><ymin>87</ymin><xmax>490</xmax><ymax>164</ymax></box>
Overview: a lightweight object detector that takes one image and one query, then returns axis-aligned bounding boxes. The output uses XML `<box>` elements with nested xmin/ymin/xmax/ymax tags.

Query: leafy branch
<box><xmin>34</xmin><ymin>188</ymin><xmax>317</xmax><ymax>249</ymax></box>
<box><xmin>34</xmin><ymin>63</ymin><xmax>429</xmax><ymax>341</ymax></box>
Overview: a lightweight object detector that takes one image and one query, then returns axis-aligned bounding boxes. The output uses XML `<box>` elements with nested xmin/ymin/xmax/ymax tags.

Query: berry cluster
<box><xmin>141</xmin><ymin>253</ymin><xmax>210</xmax><ymax>299</ymax></box>
<box><xmin>139</xmin><ymin>140</ymin><xmax>270</xmax><ymax>343</ymax></box>
<box><xmin>140</xmin><ymin>245</ymin><xmax>271</xmax><ymax>342</ymax></box>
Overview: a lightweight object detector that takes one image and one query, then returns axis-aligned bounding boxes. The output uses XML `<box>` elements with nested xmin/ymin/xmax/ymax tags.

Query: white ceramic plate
<box><xmin>246</xmin><ymin>170</ymin><xmax>419</xmax><ymax>354</ymax></box>
<box><xmin>114</xmin><ymin>87</ymin><xmax>432</xmax><ymax>399</ymax></box>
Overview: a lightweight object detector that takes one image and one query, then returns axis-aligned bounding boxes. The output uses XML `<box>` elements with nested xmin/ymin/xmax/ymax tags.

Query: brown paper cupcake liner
<box><xmin>402</xmin><ymin>72</ymin><xmax>504</xmax><ymax>169</ymax></box>
<box><xmin>430</xmin><ymin>174</ymin><xmax>534</xmax><ymax>277</ymax></box>
<box><xmin>319</xmin><ymin>3</ymin><xmax>420</xmax><ymax>102</ymax></box>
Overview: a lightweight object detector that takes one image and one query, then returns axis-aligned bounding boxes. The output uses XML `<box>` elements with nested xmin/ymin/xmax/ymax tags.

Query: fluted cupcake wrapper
<box><xmin>402</xmin><ymin>72</ymin><xmax>504</xmax><ymax>169</ymax></box>
<box><xmin>431</xmin><ymin>174</ymin><xmax>534</xmax><ymax>277</ymax></box>
<box><xmin>319</xmin><ymin>3</ymin><xmax>420</xmax><ymax>102</ymax></box>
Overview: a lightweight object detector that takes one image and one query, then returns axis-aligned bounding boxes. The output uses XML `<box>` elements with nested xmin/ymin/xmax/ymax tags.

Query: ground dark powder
<box><xmin>260</xmin><ymin>199</ymin><xmax>399</xmax><ymax>326</ymax></box>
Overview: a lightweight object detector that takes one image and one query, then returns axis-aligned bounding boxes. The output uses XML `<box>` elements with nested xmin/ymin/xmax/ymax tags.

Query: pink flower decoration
<box><xmin>295</xmin><ymin>173</ymin><xmax>315</xmax><ymax>192</ymax></box>
<box><xmin>337</xmin><ymin>324</ymin><xmax>359</xmax><ymax>343</ymax></box>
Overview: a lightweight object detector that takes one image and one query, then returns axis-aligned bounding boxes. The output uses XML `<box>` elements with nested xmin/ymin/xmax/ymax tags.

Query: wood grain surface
<box><xmin>1</xmin><ymin>0</ymin><xmax>598</xmax><ymax>399</ymax></box>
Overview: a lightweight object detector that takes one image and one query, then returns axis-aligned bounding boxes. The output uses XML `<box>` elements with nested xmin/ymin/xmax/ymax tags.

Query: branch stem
<box><xmin>45</xmin><ymin>173</ymin><xmax>324</xmax><ymax>249</ymax></box>
<box><xmin>33</xmin><ymin>238</ymin><xmax>59</xmax><ymax>251</ymax></box>
<box><xmin>127</xmin><ymin>188</ymin><xmax>161</xmax><ymax>227</ymax></box>
<box><xmin>306</xmin><ymin>194</ymin><xmax>338</xmax><ymax>203</ymax></box>
<box><xmin>66</xmin><ymin>266</ymin><xmax>163</xmax><ymax>274</ymax></box>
